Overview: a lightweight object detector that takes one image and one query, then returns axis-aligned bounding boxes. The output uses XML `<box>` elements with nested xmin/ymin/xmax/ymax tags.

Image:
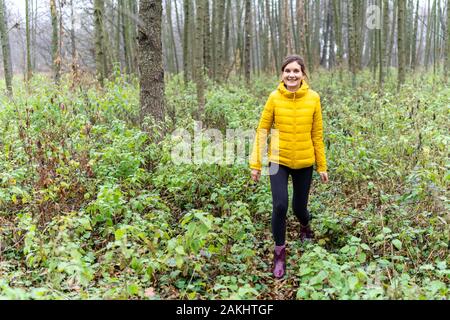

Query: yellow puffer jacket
<box><xmin>250</xmin><ymin>80</ymin><xmax>327</xmax><ymax>173</ymax></box>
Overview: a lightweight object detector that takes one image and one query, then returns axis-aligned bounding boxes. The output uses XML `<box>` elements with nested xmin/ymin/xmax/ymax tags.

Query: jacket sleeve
<box><xmin>249</xmin><ymin>95</ymin><xmax>275</xmax><ymax>171</ymax></box>
<box><xmin>311</xmin><ymin>96</ymin><xmax>327</xmax><ymax>173</ymax></box>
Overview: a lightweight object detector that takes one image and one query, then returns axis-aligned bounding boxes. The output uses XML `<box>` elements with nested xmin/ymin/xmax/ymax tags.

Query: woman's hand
<box><xmin>251</xmin><ymin>169</ymin><xmax>261</xmax><ymax>182</ymax></box>
<box><xmin>319</xmin><ymin>172</ymin><xmax>329</xmax><ymax>183</ymax></box>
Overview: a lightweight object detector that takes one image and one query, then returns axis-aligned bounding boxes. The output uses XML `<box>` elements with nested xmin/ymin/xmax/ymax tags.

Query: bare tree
<box><xmin>94</xmin><ymin>0</ymin><xmax>106</xmax><ymax>85</ymax></box>
<box><xmin>194</xmin><ymin>0</ymin><xmax>205</xmax><ymax>116</ymax></box>
<box><xmin>50</xmin><ymin>0</ymin><xmax>60</xmax><ymax>84</ymax></box>
<box><xmin>25</xmin><ymin>0</ymin><xmax>32</xmax><ymax>81</ymax></box>
<box><xmin>0</xmin><ymin>0</ymin><xmax>12</xmax><ymax>96</ymax></box>
<box><xmin>398</xmin><ymin>0</ymin><xmax>406</xmax><ymax>89</ymax></box>
<box><xmin>244</xmin><ymin>0</ymin><xmax>252</xmax><ymax>84</ymax></box>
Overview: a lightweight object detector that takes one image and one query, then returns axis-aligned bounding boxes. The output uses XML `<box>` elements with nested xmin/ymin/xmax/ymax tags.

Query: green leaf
<box><xmin>176</xmin><ymin>256</ymin><xmax>184</xmax><ymax>268</ymax></box>
<box><xmin>115</xmin><ymin>228</ymin><xmax>126</xmax><ymax>241</ymax></box>
<box><xmin>296</xmin><ymin>288</ymin><xmax>308</xmax><ymax>300</ymax></box>
<box><xmin>175</xmin><ymin>245</ymin><xmax>185</xmax><ymax>255</ymax></box>
<box><xmin>382</xmin><ymin>227</ymin><xmax>392</xmax><ymax>234</ymax></box>
<box><xmin>392</xmin><ymin>239</ymin><xmax>402</xmax><ymax>250</ymax></box>
<box><xmin>127</xmin><ymin>283</ymin><xmax>140</xmax><ymax>296</ymax></box>
<box><xmin>348</xmin><ymin>276</ymin><xmax>358</xmax><ymax>291</ymax></box>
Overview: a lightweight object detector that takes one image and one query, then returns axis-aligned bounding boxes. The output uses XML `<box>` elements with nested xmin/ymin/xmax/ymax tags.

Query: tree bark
<box><xmin>266</xmin><ymin>0</ymin><xmax>278</xmax><ymax>71</ymax></box>
<box><xmin>320</xmin><ymin>0</ymin><xmax>331</xmax><ymax>68</ymax></box>
<box><xmin>204</xmin><ymin>0</ymin><xmax>211</xmax><ymax>76</ymax></box>
<box><xmin>445</xmin><ymin>0</ymin><xmax>449</xmax><ymax>81</ymax></box>
<box><xmin>244</xmin><ymin>0</ymin><xmax>252</xmax><ymax>84</ymax></box>
<box><xmin>94</xmin><ymin>0</ymin><xmax>106</xmax><ymax>85</ymax></box>
<box><xmin>282</xmin><ymin>0</ymin><xmax>292</xmax><ymax>55</ymax></box>
<box><xmin>215</xmin><ymin>0</ymin><xmax>225</xmax><ymax>81</ymax></box>
<box><xmin>194</xmin><ymin>0</ymin><xmax>205</xmax><ymax>117</ymax></box>
<box><xmin>397</xmin><ymin>0</ymin><xmax>406</xmax><ymax>89</ymax></box>
<box><xmin>0</xmin><ymin>0</ymin><xmax>12</xmax><ymax>96</ymax></box>
<box><xmin>25</xmin><ymin>0</ymin><xmax>32</xmax><ymax>81</ymax></box>
<box><xmin>32</xmin><ymin>0</ymin><xmax>37</xmax><ymax>70</ymax></box>
<box><xmin>411</xmin><ymin>0</ymin><xmax>419</xmax><ymax>69</ymax></box>
<box><xmin>71</xmin><ymin>0</ymin><xmax>77</xmax><ymax>64</ymax></box>
<box><xmin>304</xmin><ymin>0</ymin><xmax>313</xmax><ymax>72</ymax></box>
<box><xmin>378</xmin><ymin>0</ymin><xmax>384</xmax><ymax>86</ymax></box>
<box><xmin>166</xmin><ymin>0</ymin><xmax>179</xmax><ymax>74</ymax></box>
<box><xmin>348</xmin><ymin>0</ymin><xmax>357</xmax><ymax>86</ymax></box>
<box><xmin>50</xmin><ymin>0</ymin><xmax>60</xmax><ymax>85</ymax></box>
<box><xmin>183</xmin><ymin>0</ymin><xmax>190</xmax><ymax>83</ymax></box>
<box><xmin>138</xmin><ymin>0</ymin><xmax>166</xmax><ymax>126</ymax></box>
<box><xmin>224</xmin><ymin>0</ymin><xmax>232</xmax><ymax>72</ymax></box>
<box><xmin>313</xmin><ymin>0</ymin><xmax>321</xmax><ymax>67</ymax></box>
<box><xmin>332</xmin><ymin>0</ymin><xmax>342</xmax><ymax>75</ymax></box>
<box><xmin>388</xmin><ymin>0</ymin><xmax>397</xmax><ymax>72</ymax></box>
<box><xmin>425</xmin><ymin>0</ymin><xmax>432</xmax><ymax>69</ymax></box>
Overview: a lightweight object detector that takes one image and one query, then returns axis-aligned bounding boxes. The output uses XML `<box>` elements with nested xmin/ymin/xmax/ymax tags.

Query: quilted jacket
<box><xmin>250</xmin><ymin>80</ymin><xmax>327</xmax><ymax>173</ymax></box>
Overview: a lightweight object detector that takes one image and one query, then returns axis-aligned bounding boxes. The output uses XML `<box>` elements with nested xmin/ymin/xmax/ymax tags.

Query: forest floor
<box><xmin>0</xmin><ymin>71</ymin><xmax>448</xmax><ymax>299</ymax></box>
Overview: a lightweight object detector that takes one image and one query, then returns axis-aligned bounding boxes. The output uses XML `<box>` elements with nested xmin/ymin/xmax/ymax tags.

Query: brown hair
<box><xmin>281</xmin><ymin>55</ymin><xmax>308</xmax><ymax>79</ymax></box>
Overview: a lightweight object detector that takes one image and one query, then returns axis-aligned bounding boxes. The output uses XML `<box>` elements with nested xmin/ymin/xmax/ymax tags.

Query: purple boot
<box><xmin>273</xmin><ymin>244</ymin><xmax>286</xmax><ymax>279</ymax></box>
<box><xmin>300</xmin><ymin>224</ymin><xmax>315</xmax><ymax>242</ymax></box>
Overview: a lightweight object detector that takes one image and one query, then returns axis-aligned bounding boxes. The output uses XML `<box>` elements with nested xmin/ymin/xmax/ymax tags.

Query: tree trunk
<box><xmin>332</xmin><ymin>0</ymin><xmax>342</xmax><ymax>75</ymax></box>
<box><xmin>204</xmin><ymin>0</ymin><xmax>211</xmax><ymax>76</ymax></box>
<box><xmin>416</xmin><ymin>6</ymin><xmax>425</xmax><ymax>65</ymax></box>
<box><xmin>244</xmin><ymin>0</ymin><xmax>252</xmax><ymax>84</ymax></box>
<box><xmin>50</xmin><ymin>0</ymin><xmax>60</xmax><ymax>85</ymax></box>
<box><xmin>30</xmin><ymin>0</ymin><xmax>37</xmax><ymax>72</ymax></box>
<box><xmin>174</xmin><ymin>0</ymin><xmax>183</xmax><ymax>42</ymax></box>
<box><xmin>388</xmin><ymin>0</ymin><xmax>397</xmax><ymax>72</ymax></box>
<box><xmin>71</xmin><ymin>0</ymin><xmax>77</xmax><ymax>64</ymax></box>
<box><xmin>0</xmin><ymin>0</ymin><xmax>12</xmax><ymax>96</ymax></box>
<box><xmin>411</xmin><ymin>0</ymin><xmax>419</xmax><ymax>69</ymax></box>
<box><xmin>320</xmin><ymin>1</ymin><xmax>331</xmax><ymax>68</ymax></box>
<box><xmin>348</xmin><ymin>0</ymin><xmax>357</xmax><ymax>86</ymax></box>
<box><xmin>397</xmin><ymin>0</ymin><xmax>406</xmax><ymax>89</ymax></box>
<box><xmin>25</xmin><ymin>0</ymin><xmax>32</xmax><ymax>81</ymax></box>
<box><xmin>425</xmin><ymin>0</ymin><xmax>432</xmax><ymax>69</ymax></box>
<box><xmin>130</xmin><ymin>0</ymin><xmax>139</xmax><ymax>74</ymax></box>
<box><xmin>166</xmin><ymin>0</ymin><xmax>179</xmax><ymax>74</ymax></box>
<box><xmin>378</xmin><ymin>0</ymin><xmax>384</xmax><ymax>86</ymax></box>
<box><xmin>94</xmin><ymin>0</ymin><xmax>106</xmax><ymax>85</ymax></box>
<box><xmin>313</xmin><ymin>0</ymin><xmax>321</xmax><ymax>68</ymax></box>
<box><xmin>445</xmin><ymin>0</ymin><xmax>449</xmax><ymax>82</ymax></box>
<box><xmin>291</xmin><ymin>0</ymin><xmax>298</xmax><ymax>54</ymax></box>
<box><xmin>102</xmin><ymin>3</ymin><xmax>113</xmax><ymax>77</ymax></box>
<box><xmin>211</xmin><ymin>0</ymin><xmax>217</xmax><ymax>79</ymax></box>
<box><xmin>283</xmin><ymin>0</ymin><xmax>292</xmax><ymax>54</ymax></box>
<box><xmin>215</xmin><ymin>0</ymin><xmax>225</xmax><ymax>81</ymax></box>
<box><xmin>183</xmin><ymin>0</ymin><xmax>190</xmax><ymax>83</ymax></box>
<box><xmin>224</xmin><ymin>0</ymin><xmax>232</xmax><ymax>72</ymax></box>
<box><xmin>266</xmin><ymin>0</ymin><xmax>278</xmax><ymax>71</ymax></box>
<box><xmin>194</xmin><ymin>0</ymin><xmax>205</xmax><ymax>117</ymax></box>
<box><xmin>382</xmin><ymin>0</ymin><xmax>389</xmax><ymax>79</ymax></box>
<box><xmin>115</xmin><ymin>0</ymin><xmax>121</xmax><ymax>68</ymax></box>
<box><xmin>304</xmin><ymin>0</ymin><xmax>313</xmax><ymax>72</ymax></box>
<box><xmin>254</xmin><ymin>0</ymin><xmax>261</xmax><ymax>75</ymax></box>
<box><xmin>432</xmin><ymin>0</ymin><xmax>437</xmax><ymax>78</ymax></box>
<box><xmin>138</xmin><ymin>0</ymin><xmax>165</xmax><ymax>126</ymax></box>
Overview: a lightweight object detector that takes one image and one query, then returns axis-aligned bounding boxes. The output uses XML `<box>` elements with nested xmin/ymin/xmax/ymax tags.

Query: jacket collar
<box><xmin>277</xmin><ymin>79</ymin><xmax>309</xmax><ymax>98</ymax></box>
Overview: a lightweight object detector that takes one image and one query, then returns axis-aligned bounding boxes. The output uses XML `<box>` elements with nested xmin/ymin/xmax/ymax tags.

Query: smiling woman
<box><xmin>281</xmin><ymin>55</ymin><xmax>308</xmax><ymax>92</ymax></box>
<box><xmin>250</xmin><ymin>54</ymin><xmax>329</xmax><ymax>279</ymax></box>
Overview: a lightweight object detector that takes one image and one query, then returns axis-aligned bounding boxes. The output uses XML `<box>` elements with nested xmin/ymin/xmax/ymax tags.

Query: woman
<box><xmin>250</xmin><ymin>55</ymin><xmax>329</xmax><ymax>279</ymax></box>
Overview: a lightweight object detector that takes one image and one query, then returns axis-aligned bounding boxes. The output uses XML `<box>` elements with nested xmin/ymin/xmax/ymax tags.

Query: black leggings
<box><xmin>269</xmin><ymin>162</ymin><xmax>313</xmax><ymax>246</ymax></box>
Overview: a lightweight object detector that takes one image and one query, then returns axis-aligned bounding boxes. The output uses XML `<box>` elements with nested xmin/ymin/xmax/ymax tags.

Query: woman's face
<box><xmin>282</xmin><ymin>61</ymin><xmax>304</xmax><ymax>91</ymax></box>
